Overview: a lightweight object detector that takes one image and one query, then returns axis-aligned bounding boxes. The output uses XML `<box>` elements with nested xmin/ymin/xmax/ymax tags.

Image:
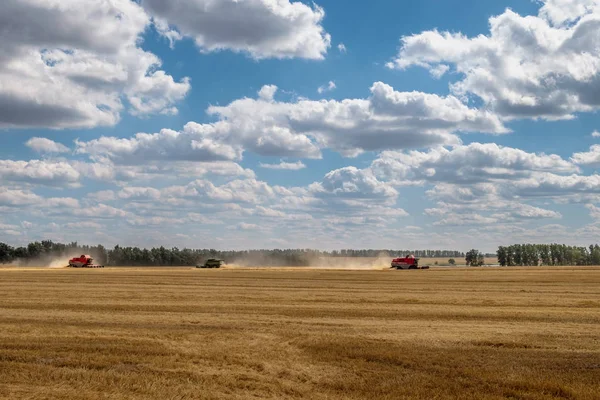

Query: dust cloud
<box><xmin>3</xmin><ymin>256</ymin><xmax>67</xmax><ymax>268</ymax></box>
<box><xmin>227</xmin><ymin>253</ymin><xmax>393</xmax><ymax>270</ymax></box>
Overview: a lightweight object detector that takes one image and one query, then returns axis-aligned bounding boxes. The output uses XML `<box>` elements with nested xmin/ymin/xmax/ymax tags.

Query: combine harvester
<box><xmin>68</xmin><ymin>255</ymin><xmax>104</xmax><ymax>268</ymax></box>
<box><xmin>390</xmin><ymin>255</ymin><xmax>430</xmax><ymax>270</ymax></box>
<box><xmin>196</xmin><ymin>259</ymin><xmax>225</xmax><ymax>269</ymax></box>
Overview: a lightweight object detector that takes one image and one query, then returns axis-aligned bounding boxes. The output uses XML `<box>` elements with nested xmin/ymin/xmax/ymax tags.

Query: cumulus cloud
<box><xmin>539</xmin><ymin>0</ymin><xmax>599</xmax><ymax>26</ymax></box>
<box><xmin>592</xmin><ymin>130</ymin><xmax>600</xmax><ymax>138</ymax></box>
<box><xmin>511</xmin><ymin>173</ymin><xmax>600</xmax><ymax>197</ymax></box>
<box><xmin>317</xmin><ymin>81</ymin><xmax>336</xmax><ymax>94</ymax></box>
<box><xmin>372</xmin><ymin>143</ymin><xmax>578</xmax><ymax>184</ymax></box>
<box><xmin>388</xmin><ymin>1</ymin><xmax>600</xmax><ymax>120</ymax></box>
<box><xmin>259</xmin><ymin>161</ymin><xmax>306</xmax><ymax>170</ymax></box>
<box><xmin>87</xmin><ymin>190</ymin><xmax>116</xmax><ymax>202</ymax></box>
<box><xmin>238</xmin><ymin>222</ymin><xmax>259</xmax><ymax>230</ymax></box>
<box><xmin>25</xmin><ymin>138</ymin><xmax>70</xmax><ymax>154</ymax></box>
<box><xmin>76</xmin><ymin>127</ymin><xmax>244</xmax><ymax>164</ymax></box>
<box><xmin>118</xmin><ymin>187</ymin><xmax>162</xmax><ymax>201</ymax></box>
<box><xmin>0</xmin><ymin>0</ymin><xmax>190</xmax><ymax>129</ymax></box>
<box><xmin>0</xmin><ymin>160</ymin><xmax>81</xmax><ymax>187</ymax></box>
<box><xmin>207</xmin><ymin>82</ymin><xmax>506</xmax><ymax>157</ymax></box>
<box><xmin>71</xmin><ymin>204</ymin><xmax>130</xmax><ymax>219</ymax></box>
<box><xmin>433</xmin><ymin>213</ymin><xmax>498</xmax><ymax>226</ymax></box>
<box><xmin>74</xmin><ymin>82</ymin><xmax>507</xmax><ymax>162</ymax></box>
<box><xmin>361</xmin><ymin>143</ymin><xmax>583</xmax><ymax>227</ymax></box>
<box><xmin>161</xmin><ymin>179</ymin><xmax>277</xmax><ymax>205</ymax></box>
<box><xmin>586</xmin><ymin>203</ymin><xmax>600</xmax><ymax>219</ymax></box>
<box><xmin>309</xmin><ymin>167</ymin><xmax>399</xmax><ymax>207</ymax></box>
<box><xmin>572</xmin><ymin>145</ymin><xmax>600</xmax><ymax>165</ymax></box>
<box><xmin>337</xmin><ymin>43</ymin><xmax>347</xmax><ymax>53</ymax></box>
<box><xmin>142</xmin><ymin>0</ymin><xmax>331</xmax><ymax>60</ymax></box>
<box><xmin>0</xmin><ymin>188</ymin><xmax>78</xmax><ymax>209</ymax></box>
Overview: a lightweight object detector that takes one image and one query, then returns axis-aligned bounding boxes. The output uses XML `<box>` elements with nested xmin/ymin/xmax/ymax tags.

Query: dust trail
<box><xmin>3</xmin><ymin>256</ymin><xmax>68</xmax><ymax>268</ymax></box>
<box><xmin>47</xmin><ymin>258</ymin><xmax>67</xmax><ymax>268</ymax></box>
<box><xmin>227</xmin><ymin>253</ymin><xmax>393</xmax><ymax>270</ymax></box>
<box><xmin>308</xmin><ymin>255</ymin><xmax>392</xmax><ymax>270</ymax></box>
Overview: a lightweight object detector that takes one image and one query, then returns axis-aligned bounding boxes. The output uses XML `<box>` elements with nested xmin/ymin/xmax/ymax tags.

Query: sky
<box><xmin>2</xmin><ymin>0</ymin><xmax>600</xmax><ymax>252</ymax></box>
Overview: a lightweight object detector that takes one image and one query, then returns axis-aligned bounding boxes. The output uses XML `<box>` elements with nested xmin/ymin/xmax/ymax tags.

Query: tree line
<box><xmin>497</xmin><ymin>244</ymin><xmax>600</xmax><ymax>266</ymax></box>
<box><xmin>0</xmin><ymin>240</ymin><xmax>479</xmax><ymax>266</ymax></box>
<box><xmin>8</xmin><ymin>240</ymin><xmax>596</xmax><ymax>267</ymax></box>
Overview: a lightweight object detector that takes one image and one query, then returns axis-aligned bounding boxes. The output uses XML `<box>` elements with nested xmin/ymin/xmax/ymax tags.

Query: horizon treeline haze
<box><xmin>1</xmin><ymin>240</ymin><xmax>478</xmax><ymax>266</ymax></box>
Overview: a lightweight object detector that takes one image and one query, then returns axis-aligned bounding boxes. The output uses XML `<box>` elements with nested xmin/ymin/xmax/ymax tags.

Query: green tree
<box><xmin>448</xmin><ymin>258</ymin><xmax>456</xmax><ymax>266</ymax></box>
<box><xmin>497</xmin><ymin>246</ymin><xmax>507</xmax><ymax>267</ymax></box>
<box><xmin>465</xmin><ymin>249</ymin><xmax>484</xmax><ymax>267</ymax></box>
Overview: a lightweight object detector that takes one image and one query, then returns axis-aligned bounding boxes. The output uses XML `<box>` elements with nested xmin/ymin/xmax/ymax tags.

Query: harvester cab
<box><xmin>68</xmin><ymin>255</ymin><xmax>104</xmax><ymax>268</ymax></box>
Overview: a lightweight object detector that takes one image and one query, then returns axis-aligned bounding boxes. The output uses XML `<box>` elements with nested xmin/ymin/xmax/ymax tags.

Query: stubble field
<box><xmin>0</xmin><ymin>266</ymin><xmax>599</xmax><ymax>399</ymax></box>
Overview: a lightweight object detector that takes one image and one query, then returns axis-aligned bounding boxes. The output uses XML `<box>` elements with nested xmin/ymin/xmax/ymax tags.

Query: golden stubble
<box><xmin>0</xmin><ymin>267</ymin><xmax>599</xmax><ymax>399</ymax></box>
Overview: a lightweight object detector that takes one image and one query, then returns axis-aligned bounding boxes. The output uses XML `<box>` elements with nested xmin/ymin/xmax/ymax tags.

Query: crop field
<box><xmin>0</xmin><ymin>266</ymin><xmax>599</xmax><ymax>399</ymax></box>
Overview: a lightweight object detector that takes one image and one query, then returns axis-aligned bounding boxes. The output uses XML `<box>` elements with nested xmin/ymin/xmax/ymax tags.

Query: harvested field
<box><xmin>0</xmin><ymin>266</ymin><xmax>599</xmax><ymax>399</ymax></box>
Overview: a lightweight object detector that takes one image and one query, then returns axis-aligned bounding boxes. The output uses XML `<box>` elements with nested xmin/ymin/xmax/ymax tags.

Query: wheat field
<box><xmin>0</xmin><ymin>266</ymin><xmax>599</xmax><ymax>399</ymax></box>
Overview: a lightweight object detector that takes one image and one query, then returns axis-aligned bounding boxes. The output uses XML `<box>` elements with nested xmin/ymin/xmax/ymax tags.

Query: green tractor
<box><xmin>197</xmin><ymin>259</ymin><xmax>225</xmax><ymax>269</ymax></box>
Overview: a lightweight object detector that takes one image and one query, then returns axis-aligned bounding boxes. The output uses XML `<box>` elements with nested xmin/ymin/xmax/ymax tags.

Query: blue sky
<box><xmin>2</xmin><ymin>0</ymin><xmax>600</xmax><ymax>252</ymax></box>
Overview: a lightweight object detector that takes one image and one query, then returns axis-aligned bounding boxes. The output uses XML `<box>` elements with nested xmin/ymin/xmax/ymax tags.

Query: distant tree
<box><xmin>497</xmin><ymin>246</ymin><xmax>507</xmax><ymax>267</ymax></box>
<box><xmin>466</xmin><ymin>249</ymin><xmax>484</xmax><ymax>267</ymax></box>
<box><xmin>0</xmin><ymin>242</ymin><xmax>14</xmax><ymax>263</ymax></box>
<box><xmin>448</xmin><ymin>259</ymin><xmax>456</xmax><ymax>266</ymax></box>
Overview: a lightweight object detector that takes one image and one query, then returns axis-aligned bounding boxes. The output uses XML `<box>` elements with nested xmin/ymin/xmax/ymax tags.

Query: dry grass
<box><xmin>0</xmin><ymin>266</ymin><xmax>599</xmax><ymax>399</ymax></box>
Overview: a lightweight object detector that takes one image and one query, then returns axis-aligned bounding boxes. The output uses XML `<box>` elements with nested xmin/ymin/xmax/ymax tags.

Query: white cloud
<box><xmin>310</xmin><ymin>167</ymin><xmax>399</xmax><ymax>207</ymax></box>
<box><xmin>429</xmin><ymin>64</ymin><xmax>449</xmax><ymax>79</ymax></box>
<box><xmin>76</xmin><ymin>127</ymin><xmax>244</xmax><ymax>164</ymax></box>
<box><xmin>259</xmin><ymin>161</ymin><xmax>306</xmax><ymax>170</ymax></box>
<box><xmin>0</xmin><ymin>160</ymin><xmax>81</xmax><ymax>187</ymax></box>
<box><xmin>592</xmin><ymin>130</ymin><xmax>600</xmax><ymax>138</ymax></box>
<box><xmin>511</xmin><ymin>173</ymin><xmax>600</xmax><ymax>198</ymax></box>
<box><xmin>205</xmin><ymin>82</ymin><xmax>507</xmax><ymax>158</ymax></box>
<box><xmin>25</xmin><ymin>138</ymin><xmax>70</xmax><ymax>154</ymax></box>
<box><xmin>64</xmin><ymin>221</ymin><xmax>103</xmax><ymax>230</ymax></box>
<box><xmin>238</xmin><ymin>222</ymin><xmax>259</xmax><ymax>230</ymax></box>
<box><xmin>0</xmin><ymin>0</ymin><xmax>190</xmax><ymax>129</ymax></box>
<box><xmin>161</xmin><ymin>179</ymin><xmax>277</xmax><ymax>205</ymax></box>
<box><xmin>0</xmin><ymin>188</ymin><xmax>78</xmax><ymax>209</ymax></box>
<box><xmin>372</xmin><ymin>143</ymin><xmax>577</xmax><ymax>185</ymax></box>
<box><xmin>586</xmin><ymin>203</ymin><xmax>600</xmax><ymax>219</ymax></box>
<box><xmin>539</xmin><ymin>0</ymin><xmax>599</xmax><ymax>26</ymax></box>
<box><xmin>433</xmin><ymin>213</ymin><xmax>498</xmax><ymax>226</ymax></box>
<box><xmin>362</xmin><ymin>143</ymin><xmax>583</xmax><ymax>227</ymax></box>
<box><xmin>338</xmin><ymin>43</ymin><xmax>347</xmax><ymax>53</ymax></box>
<box><xmin>74</xmin><ymin>82</ymin><xmax>507</xmax><ymax>163</ymax></box>
<box><xmin>142</xmin><ymin>0</ymin><xmax>331</xmax><ymax>60</ymax></box>
<box><xmin>258</xmin><ymin>85</ymin><xmax>278</xmax><ymax>101</ymax></box>
<box><xmin>317</xmin><ymin>81</ymin><xmax>336</xmax><ymax>94</ymax></box>
<box><xmin>0</xmin><ymin>223</ymin><xmax>19</xmax><ymax>231</ymax></box>
<box><xmin>118</xmin><ymin>187</ymin><xmax>162</xmax><ymax>200</ymax></box>
<box><xmin>21</xmin><ymin>221</ymin><xmax>33</xmax><ymax>229</ymax></box>
<box><xmin>87</xmin><ymin>190</ymin><xmax>116</xmax><ymax>202</ymax></box>
<box><xmin>71</xmin><ymin>204</ymin><xmax>130</xmax><ymax>219</ymax></box>
<box><xmin>572</xmin><ymin>145</ymin><xmax>600</xmax><ymax>165</ymax></box>
<box><xmin>388</xmin><ymin>2</ymin><xmax>600</xmax><ymax>120</ymax></box>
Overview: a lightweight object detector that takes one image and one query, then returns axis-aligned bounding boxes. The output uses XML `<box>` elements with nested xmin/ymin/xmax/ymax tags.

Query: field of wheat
<box><xmin>1</xmin><ymin>266</ymin><xmax>599</xmax><ymax>399</ymax></box>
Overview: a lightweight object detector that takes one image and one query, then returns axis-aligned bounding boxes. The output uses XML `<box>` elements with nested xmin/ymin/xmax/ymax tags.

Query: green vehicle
<box><xmin>197</xmin><ymin>259</ymin><xmax>225</xmax><ymax>269</ymax></box>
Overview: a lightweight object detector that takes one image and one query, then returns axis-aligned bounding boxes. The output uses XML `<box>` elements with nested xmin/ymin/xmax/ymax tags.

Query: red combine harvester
<box><xmin>68</xmin><ymin>255</ymin><xmax>104</xmax><ymax>268</ymax></box>
<box><xmin>391</xmin><ymin>255</ymin><xmax>430</xmax><ymax>270</ymax></box>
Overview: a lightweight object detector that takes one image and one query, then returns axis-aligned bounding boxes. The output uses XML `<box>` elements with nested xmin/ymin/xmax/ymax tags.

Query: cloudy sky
<box><xmin>2</xmin><ymin>0</ymin><xmax>600</xmax><ymax>252</ymax></box>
